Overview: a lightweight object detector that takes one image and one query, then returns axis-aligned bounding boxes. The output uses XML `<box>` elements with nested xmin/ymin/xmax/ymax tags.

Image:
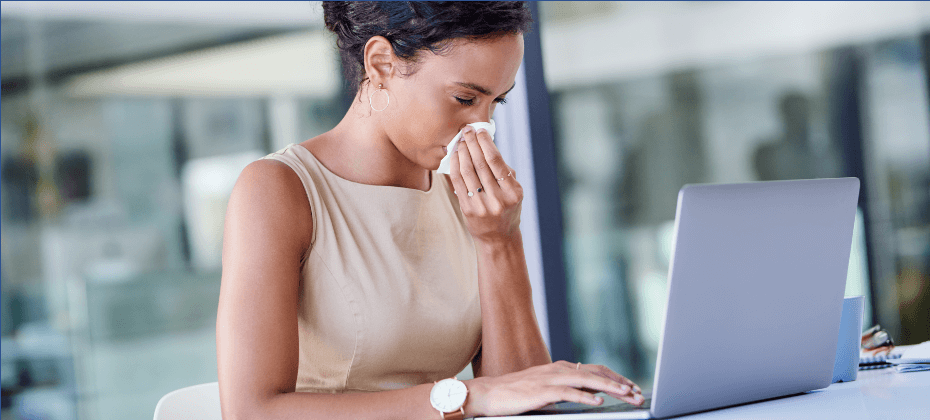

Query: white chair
<box><xmin>153</xmin><ymin>382</ymin><xmax>223</xmax><ymax>420</ymax></box>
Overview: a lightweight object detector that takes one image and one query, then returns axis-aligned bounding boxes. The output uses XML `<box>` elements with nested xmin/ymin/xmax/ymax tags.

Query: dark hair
<box><xmin>323</xmin><ymin>1</ymin><xmax>532</xmax><ymax>93</ymax></box>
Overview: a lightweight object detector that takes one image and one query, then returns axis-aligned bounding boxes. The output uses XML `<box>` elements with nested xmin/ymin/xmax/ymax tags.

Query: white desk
<box><xmin>673</xmin><ymin>368</ymin><xmax>930</xmax><ymax>419</ymax></box>
<box><xmin>488</xmin><ymin>368</ymin><xmax>930</xmax><ymax>419</ymax></box>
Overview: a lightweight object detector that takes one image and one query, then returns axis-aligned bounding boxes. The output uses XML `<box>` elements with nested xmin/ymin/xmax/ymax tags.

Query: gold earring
<box><xmin>369</xmin><ymin>83</ymin><xmax>390</xmax><ymax>111</ymax></box>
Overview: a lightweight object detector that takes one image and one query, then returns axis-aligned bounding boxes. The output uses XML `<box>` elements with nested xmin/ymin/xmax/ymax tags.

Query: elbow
<box><xmin>220</xmin><ymin>403</ymin><xmax>259</xmax><ymax>420</ymax></box>
<box><xmin>222</xmin><ymin>404</ymin><xmax>275</xmax><ymax>420</ymax></box>
<box><xmin>219</xmin><ymin>393</ymin><xmax>273</xmax><ymax>420</ymax></box>
<box><xmin>221</xmin><ymin>389</ymin><xmax>299</xmax><ymax>420</ymax></box>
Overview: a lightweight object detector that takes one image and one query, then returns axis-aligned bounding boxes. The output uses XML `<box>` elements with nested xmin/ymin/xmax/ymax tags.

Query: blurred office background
<box><xmin>540</xmin><ymin>1</ymin><xmax>930</xmax><ymax>391</ymax></box>
<box><xmin>1</xmin><ymin>1</ymin><xmax>929</xmax><ymax>419</ymax></box>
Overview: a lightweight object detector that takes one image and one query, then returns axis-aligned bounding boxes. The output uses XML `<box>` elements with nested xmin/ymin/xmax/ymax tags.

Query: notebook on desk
<box><xmin>859</xmin><ymin>352</ymin><xmax>902</xmax><ymax>370</ymax></box>
<box><xmin>481</xmin><ymin>178</ymin><xmax>861</xmax><ymax>419</ymax></box>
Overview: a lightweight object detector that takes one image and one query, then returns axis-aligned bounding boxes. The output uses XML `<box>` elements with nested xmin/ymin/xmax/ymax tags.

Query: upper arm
<box><xmin>216</xmin><ymin>159</ymin><xmax>313</xmax><ymax>416</ymax></box>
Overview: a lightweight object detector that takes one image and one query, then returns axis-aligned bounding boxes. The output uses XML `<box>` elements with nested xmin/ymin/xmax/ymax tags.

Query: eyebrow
<box><xmin>455</xmin><ymin>81</ymin><xmax>517</xmax><ymax>97</ymax></box>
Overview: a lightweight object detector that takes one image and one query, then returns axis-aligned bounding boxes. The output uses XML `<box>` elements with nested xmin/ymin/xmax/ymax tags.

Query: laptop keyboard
<box><xmin>524</xmin><ymin>395</ymin><xmax>653</xmax><ymax>415</ymax></box>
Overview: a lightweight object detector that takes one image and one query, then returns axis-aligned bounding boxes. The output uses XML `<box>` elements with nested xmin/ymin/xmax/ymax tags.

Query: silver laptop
<box><xmin>485</xmin><ymin>178</ymin><xmax>860</xmax><ymax>419</ymax></box>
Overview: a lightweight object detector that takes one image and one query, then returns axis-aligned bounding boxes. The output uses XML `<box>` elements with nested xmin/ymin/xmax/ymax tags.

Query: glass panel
<box><xmin>1</xmin><ymin>7</ymin><xmax>342</xmax><ymax>418</ymax></box>
<box><xmin>539</xmin><ymin>2</ymin><xmax>930</xmax><ymax>388</ymax></box>
<box><xmin>861</xmin><ymin>38</ymin><xmax>930</xmax><ymax>344</ymax></box>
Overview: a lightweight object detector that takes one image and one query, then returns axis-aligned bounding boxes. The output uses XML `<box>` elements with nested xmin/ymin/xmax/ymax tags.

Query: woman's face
<box><xmin>379</xmin><ymin>33</ymin><xmax>524</xmax><ymax>170</ymax></box>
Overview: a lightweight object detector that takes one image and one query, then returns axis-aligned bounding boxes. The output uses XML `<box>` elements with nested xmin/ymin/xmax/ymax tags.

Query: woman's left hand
<box><xmin>449</xmin><ymin>125</ymin><xmax>523</xmax><ymax>244</ymax></box>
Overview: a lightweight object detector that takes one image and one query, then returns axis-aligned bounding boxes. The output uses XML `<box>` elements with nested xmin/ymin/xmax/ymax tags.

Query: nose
<box><xmin>455</xmin><ymin>105</ymin><xmax>494</xmax><ymax>132</ymax></box>
<box><xmin>469</xmin><ymin>105</ymin><xmax>493</xmax><ymax>124</ymax></box>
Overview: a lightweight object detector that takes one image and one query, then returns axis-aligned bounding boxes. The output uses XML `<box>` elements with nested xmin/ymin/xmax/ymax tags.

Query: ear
<box><xmin>362</xmin><ymin>36</ymin><xmax>397</xmax><ymax>89</ymax></box>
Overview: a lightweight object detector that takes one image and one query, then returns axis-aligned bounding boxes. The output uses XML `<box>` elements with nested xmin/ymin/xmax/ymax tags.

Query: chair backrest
<box><xmin>153</xmin><ymin>382</ymin><xmax>222</xmax><ymax>420</ymax></box>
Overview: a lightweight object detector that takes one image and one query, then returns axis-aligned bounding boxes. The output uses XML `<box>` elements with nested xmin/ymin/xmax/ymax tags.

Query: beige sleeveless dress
<box><xmin>260</xmin><ymin>143</ymin><xmax>482</xmax><ymax>393</ymax></box>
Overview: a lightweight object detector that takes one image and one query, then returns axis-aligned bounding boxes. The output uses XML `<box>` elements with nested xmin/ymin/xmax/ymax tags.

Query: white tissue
<box><xmin>437</xmin><ymin>119</ymin><xmax>496</xmax><ymax>175</ymax></box>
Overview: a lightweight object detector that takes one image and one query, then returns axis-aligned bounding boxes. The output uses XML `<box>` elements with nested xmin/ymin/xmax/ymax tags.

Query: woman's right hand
<box><xmin>464</xmin><ymin>361</ymin><xmax>645</xmax><ymax>417</ymax></box>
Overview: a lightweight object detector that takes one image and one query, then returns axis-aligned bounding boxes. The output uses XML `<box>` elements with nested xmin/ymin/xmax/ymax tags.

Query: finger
<box><xmin>581</xmin><ymin>365</ymin><xmax>642</xmax><ymax>394</ymax></box>
<box><xmin>456</xmin><ymin>131</ymin><xmax>483</xmax><ymax>197</ymax></box>
<box><xmin>472</xmin><ymin>128</ymin><xmax>509</xmax><ymax>184</ymax></box>
<box><xmin>557</xmin><ymin>370</ymin><xmax>635</xmax><ymax>401</ymax></box>
<box><xmin>499</xmin><ymin>164</ymin><xmax>518</xmax><ymax>196</ymax></box>
<box><xmin>578</xmin><ymin>386</ymin><xmax>631</xmax><ymax>397</ymax></box>
<box><xmin>448</xmin><ymin>151</ymin><xmax>469</xmax><ymax>202</ymax></box>
<box><xmin>547</xmin><ymin>386</ymin><xmax>603</xmax><ymax>407</ymax></box>
<box><xmin>572</xmin><ymin>363</ymin><xmax>639</xmax><ymax>393</ymax></box>
<box><xmin>462</xmin><ymin>127</ymin><xmax>501</xmax><ymax>196</ymax></box>
<box><xmin>578</xmin><ymin>388</ymin><xmax>644</xmax><ymax>406</ymax></box>
<box><xmin>615</xmin><ymin>392</ymin><xmax>646</xmax><ymax>406</ymax></box>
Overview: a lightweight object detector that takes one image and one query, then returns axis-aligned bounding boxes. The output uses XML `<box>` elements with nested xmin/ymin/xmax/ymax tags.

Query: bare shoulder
<box><xmin>235</xmin><ymin>158</ymin><xmax>303</xmax><ymax>193</ymax></box>
<box><xmin>224</xmin><ymin>159</ymin><xmax>313</xmax><ymax>265</ymax></box>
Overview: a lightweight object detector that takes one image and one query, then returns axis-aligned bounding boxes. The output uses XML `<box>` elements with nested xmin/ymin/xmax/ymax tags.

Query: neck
<box><xmin>323</xmin><ymin>93</ymin><xmax>431</xmax><ymax>191</ymax></box>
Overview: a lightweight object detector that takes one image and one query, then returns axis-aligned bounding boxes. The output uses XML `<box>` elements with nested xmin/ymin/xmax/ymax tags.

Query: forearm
<box><xmin>229</xmin><ymin>382</ymin><xmax>451</xmax><ymax>420</ymax></box>
<box><xmin>474</xmin><ymin>229</ymin><xmax>552</xmax><ymax>377</ymax></box>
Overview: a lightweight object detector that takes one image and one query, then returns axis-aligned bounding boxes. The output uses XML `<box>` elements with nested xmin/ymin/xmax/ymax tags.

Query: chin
<box><xmin>425</xmin><ymin>150</ymin><xmax>444</xmax><ymax>171</ymax></box>
<box><xmin>412</xmin><ymin>156</ymin><xmax>439</xmax><ymax>171</ymax></box>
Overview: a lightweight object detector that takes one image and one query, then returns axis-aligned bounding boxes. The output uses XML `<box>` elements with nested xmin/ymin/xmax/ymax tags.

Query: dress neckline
<box><xmin>289</xmin><ymin>143</ymin><xmax>437</xmax><ymax>195</ymax></box>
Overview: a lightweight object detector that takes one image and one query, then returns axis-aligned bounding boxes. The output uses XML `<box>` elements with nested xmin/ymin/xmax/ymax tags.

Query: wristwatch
<box><xmin>429</xmin><ymin>377</ymin><xmax>468</xmax><ymax>419</ymax></box>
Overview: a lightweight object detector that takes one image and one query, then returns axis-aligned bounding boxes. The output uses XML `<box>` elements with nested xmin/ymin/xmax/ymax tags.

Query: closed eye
<box><xmin>455</xmin><ymin>97</ymin><xmax>508</xmax><ymax>106</ymax></box>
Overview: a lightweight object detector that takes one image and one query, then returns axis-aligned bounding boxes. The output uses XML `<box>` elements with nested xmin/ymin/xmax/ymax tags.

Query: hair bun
<box><xmin>322</xmin><ymin>1</ymin><xmax>351</xmax><ymax>36</ymax></box>
<box><xmin>321</xmin><ymin>1</ymin><xmax>532</xmax><ymax>92</ymax></box>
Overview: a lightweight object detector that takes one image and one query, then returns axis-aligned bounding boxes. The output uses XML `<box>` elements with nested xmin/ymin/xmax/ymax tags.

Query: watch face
<box><xmin>430</xmin><ymin>378</ymin><xmax>468</xmax><ymax>412</ymax></box>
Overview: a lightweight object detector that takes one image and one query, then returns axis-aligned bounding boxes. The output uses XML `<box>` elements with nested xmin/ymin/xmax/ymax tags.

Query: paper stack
<box><xmin>888</xmin><ymin>341</ymin><xmax>930</xmax><ymax>373</ymax></box>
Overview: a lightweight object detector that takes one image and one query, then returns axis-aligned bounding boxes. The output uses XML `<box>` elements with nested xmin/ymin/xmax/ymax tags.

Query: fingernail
<box><xmin>616</xmin><ymin>385</ymin><xmax>630</xmax><ymax>394</ymax></box>
<box><xmin>590</xmin><ymin>396</ymin><xmax>603</xmax><ymax>404</ymax></box>
<box><xmin>476</xmin><ymin>128</ymin><xmax>487</xmax><ymax>135</ymax></box>
<box><xmin>463</xmin><ymin>126</ymin><xmax>474</xmax><ymax>134</ymax></box>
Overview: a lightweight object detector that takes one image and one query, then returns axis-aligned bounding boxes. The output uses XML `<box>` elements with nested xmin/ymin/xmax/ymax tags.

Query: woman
<box><xmin>216</xmin><ymin>2</ymin><xmax>644</xmax><ymax>418</ymax></box>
